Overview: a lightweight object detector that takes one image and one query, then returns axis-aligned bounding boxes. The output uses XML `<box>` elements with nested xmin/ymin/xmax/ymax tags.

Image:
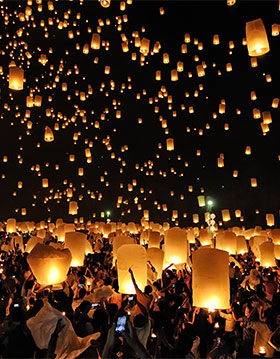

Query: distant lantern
<box><xmin>117</xmin><ymin>244</ymin><xmax>147</xmax><ymax>294</ymax></box>
<box><xmin>196</xmin><ymin>65</ymin><xmax>205</xmax><ymax>77</ymax></box>
<box><xmin>222</xmin><ymin>209</ymin><xmax>231</xmax><ymax>222</ymax></box>
<box><xmin>99</xmin><ymin>0</ymin><xmax>111</xmax><ymax>8</ymax></box>
<box><xmin>91</xmin><ymin>33</ymin><xmax>101</xmax><ymax>49</ymax></box>
<box><xmin>197</xmin><ymin>195</ymin><xmax>205</xmax><ymax>207</ymax></box>
<box><xmin>140</xmin><ymin>38</ymin><xmax>150</xmax><ymax>55</ymax></box>
<box><xmin>166</xmin><ymin>138</ymin><xmax>174</xmax><ymax>151</ymax></box>
<box><xmin>246</xmin><ymin>18</ymin><xmax>270</xmax><ymax>56</ymax></box>
<box><xmin>266</xmin><ymin>213</ymin><xmax>275</xmax><ymax>227</ymax></box>
<box><xmin>193</xmin><ymin>214</ymin><xmax>199</xmax><ymax>223</ymax></box>
<box><xmin>236</xmin><ymin>235</ymin><xmax>248</xmax><ymax>254</ymax></box>
<box><xmin>251</xmin><ymin>178</ymin><xmax>258</xmax><ymax>187</ymax></box>
<box><xmin>42</xmin><ymin>178</ymin><xmax>48</xmax><ymax>188</ymax></box>
<box><xmin>147</xmin><ymin>248</ymin><xmax>164</xmax><ymax>279</ymax></box>
<box><xmin>199</xmin><ymin>228</ymin><xmax>212</xmax><ymax>246</ymax></box>
<box><xmin>259</xmin><ymin>242</ymin><xmax>276</xmax><ymax>267</ymax></box>
<box><xmin>65</xmin><ymin>232</ymin><xmax>87</xmax><ymax>267</ymax></box>
<box><xmin>171</xmin><ymin>69</ymin><xmax>178</xmax><ymax>81</ymax></box>
<box><xmin>44</xmin><ymin>126</ymin><xmax>54</xmax><ymax>142</ymax></box>
<box><xmin>192</xmin><ymin>248</ymin><xmax>230</xmax><ymax>310</ymax></box>
<box><xmin>148</xmin><ymin>231</ymin><xmax>161</xmax><ymax>248</ymax></box>
<box><xmin>164</xmin><ymin>227</ymin><xmax>188</xmax><ymax>266</ymax></box>
<box><xmin>27</xmin><ymin>243</ymin><xmax>72</xmax><ymax>285</ymax></box>
<box><xmin>9</xmin><ymin>64</ymin><xmax>24</xmax><ymax>90</ymax></box>
<box><xmin>213</xmin><ymin>34</ymin><xmax>220</xmax><ymax>45</ymax></box>
<box><xmin>6</xmin><ymin>218</ymin><xmax>16</xmax><ymax>233</ymax></box>
<box><xmin>69</xmin><ymin>201</ymin><xmax>78</xmax><ymax>215</ymax></box>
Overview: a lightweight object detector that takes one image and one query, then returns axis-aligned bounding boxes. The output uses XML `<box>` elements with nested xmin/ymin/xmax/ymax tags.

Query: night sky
<box><xmin>0</xmin><ymin>0</ymin><xmax>279</xmax><ymax>227</ymax></box>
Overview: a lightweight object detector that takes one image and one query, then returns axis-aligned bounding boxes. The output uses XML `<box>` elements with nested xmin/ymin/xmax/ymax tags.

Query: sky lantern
<box><xmin>246</xmin><ymin>18</ymin><xmax>270</xmax><ymax>56</ymax></box>
<box><xmin>164</xmin><ymin>227</ymin><xmax>188</xmax><ymax>266</ymax></box>
<box><xmin>9</xmin><ymin>63</ymin><xmax>24</xmax><ymax>90</ymax></box>
<box><xmin>25</xmin><ymin>236</ymin><xmax>44</xmax><ymax>253</ymax></box>
<box><xmin>65</xmin><ymin>231</ymin><xmax>87</xmax><ymax>267</ymax></box>
<box><xmin>117</xmin><ymin>244</ymin><xmax>147</xmax><ymax>294</ymax></box>
<box><xmin>148</xmin><ymin>231</ymin><xmax>161</xmax><ymax>248</ymax></box>
<box><xmin>91</xmin><ymin>33</ymin><xmax>101</xmax><ymax>49</ymax></box>
<box><xmin>6</xmin><ymin>218</ymin><xmax>16</xmax><ymax>233</ymax></box>
<box><xmin>271</xmin><ymin>229</ymin><xmax>280</xmax><ymax>244</ymax></box>
<box><xmin>192</xmin><ymin>247</ymin><xmax>230</xmax><ymax>310</ymax></box>
<box><xmin>147</xmin><ymin>247</ymin><xmax>164</xmax><ymax>279</ymax></box>
<box><xmin>199</xmin><ymin>228</ymin><xmax>212</xmax><ymax>246</ymax></box>
<box><xmin>221</xmin><ymin>209</ymin><xmax>231</xmax><ymax>222</ymax></box>
<box><xmin>27</xmin><ymin>243</ymin><xmax>72</xmax><ymax>286</ymax></box>
<box><xmin>266</xmin><ymin>213</ymin><xmax>275</xmax><ymax>227</ymax></box>
<box><xmin>166</xmin><ymin>138</ymin><xmax>174</xmax><ymax>151</ymax></box>
<box><xmin>259</xmin><ymin>241</ymin><xmax>276</xmax><ymax>267</ymax></box>
<box><xmin>69</xmin><ymin>201</ymin><xmax>78</xmax><ymax>215</ymax></box>
<box><xmin>44</xmin><ymin>126</ymin><xmax>54</xmax><ymax>142</ymax></box>
<box><xmin>99</xmin><ymin>0</ymin><xmax>111</xmax><ymax>8</ymax></box>
<box><xmin>113</xmin><ymin>235</ymin><xmax>135</xmax><ymax>264</ymax></box>
<box><xmin>275</xmin><ymin>245</ymin><xmax>280</xmax><ymax>260</ymax></box>
<box><xmin>236</xmin><ymin>235</ymin><xmax>248</xmax><ymax>254</ymax></box>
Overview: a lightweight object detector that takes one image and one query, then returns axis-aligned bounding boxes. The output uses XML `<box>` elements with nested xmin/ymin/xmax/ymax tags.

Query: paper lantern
<box><xmin>274</xmin><ymin>245</ymin><xmax>280</xmax><ymax>259</ymax></box>
<box><xmin>9</xmin><ymin>64</ymin><xmax>24</xmax><ymax>90</ymax></box>
<box><xmin>271</xmin><ymin>229</ymin><xmax>280</xmax><ymax>244</ymax></box>
<box><xmin>236</xmin><ymin>235</ymin><xmax>248</xmax><ymax>254</ymax></box>
<box><xmin>164</xmin><ymin>227</ymin><xmax>188</xmax><ymax>266</ymax></box>
<box><xmin>113</xmin><ymin>235</ymin><xmax>135</xmax><ymax>264</ymax></box>
<box><xmin>25</xmin><ymin>236</ymin><xmax>44</xmax><ymax>253</ymax></box>
<box><xmin>166</xmin><ymin>138</ymin><xmax>174</xmax><ymax>151</ymax></box>
<box><xmin>246</xmin><ymin>18</ymin><xmax>270</xmax><ymax>57</ymax></box>
<box><xmin>99</xmin><ymin>0</ymin><xmax>111</xmax><ymax>8</ymax></box>
<box><xmin>65</xmin><ymin>232</ymin><xmax>87</xmax><ymax>267</ymax></box>
<box><xmin>6</xmin><ymin>218</ymin><xmax>16</xmax><ymax>233</ymax></box>
<box><xmin>69</xmin><ymin>201</ymin><xmax>78</xmax><ymax>215</ymax></box>
<box><xmin>44</xmin><ymin>126</ymin><xmax>54</xmax><ymax>142</ymax></box>
<box><xmin>42</xmin><ymin>178</ymin><xmax>49</xmax><ymax>188</ymax></box>
<box><xmin>197</xmin><ymin>195</ymin><xmax>205</xmax><ymax>207</ymax></box>
<box><xmin>192</xmin><ymin>248</ymin><xmax>230</xmax><ymax>310</ymax></box>
<box><xmin>222</xmin><ymin>209</ymin><xmax>231</xmax><ymax>222</ymax></box>
<box><xmin>91</xmin><ymin>33</ymin><xmax>100</xmax><ymax>49</ymax></box>
<box><xmin>37</xmin><ymin>229</ymin><xmax>46</xmax><ymax>239</ymax></box>
<box><xmin>266</xmin><ymin>214</ymin><xmax>275</xmax><ymax>227</ymax></box>
<box><xmin>259</xmin><ymin>242</ymin><xmax>276</xmax><ymax>267</ymax></box>
<box><xmin>13</xmin><ymin>235</ymin><xmax>24</xmax><ymax>251</ymax></box>
<box><xmin>117</xmin><ymin>244</ymin><xmax>147</xmax><ymax>294</ymax></box>
<box><xmin>148</xmin><ymin>231</ymin><xmax>161</xmax><ymax>248</ymax></box>
<box><xmin>193</xmin><ymin>214</ymin><xmax>199</xmax><ymax>223</ymax></box>
<box><xmin>27</xmin><ymin>243</ymin><xmax>72</xmax><ymax>285</ymax></box>
<box><xmin>187</xmin><ymin>228</ymin><xmax>196</xmax><ymax>244</ymax></box>
<box><xmin>140</xmin><ymin>38</ymin><xmax>150</xmax><ymax>55</ymax></box>
<box><xmin>147</xmin><ymin>248</ymin><xmax>164</xmax><ymax>279</ymax></box>
<box><xmin>221</xmin><ymin>231</ymin><xmax>237</xmax><ymax>254</ymax></box>
<box><xmin>199</xmin><ymin>228</ymin><xmax>212</xmax><ymax>246</ymax></box>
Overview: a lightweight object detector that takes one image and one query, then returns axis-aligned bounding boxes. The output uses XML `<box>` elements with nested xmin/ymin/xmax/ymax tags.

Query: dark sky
<box><xmin>0</xmin><ymin>0</ymin><xmax>279</xmax><ymax>227</ymax></box>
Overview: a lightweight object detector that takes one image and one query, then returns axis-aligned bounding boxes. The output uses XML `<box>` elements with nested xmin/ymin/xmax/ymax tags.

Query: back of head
<box><xmin>134</xmin><ymin>314</ymin><xmax>146</xmax><ymax>328</ymax></box>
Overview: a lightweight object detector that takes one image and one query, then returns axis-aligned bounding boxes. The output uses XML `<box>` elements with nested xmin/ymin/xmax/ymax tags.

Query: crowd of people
<box><xmin>0</xmin><ymin>229</ymin><xmax>280</xmax><ymax>359</ymax></box>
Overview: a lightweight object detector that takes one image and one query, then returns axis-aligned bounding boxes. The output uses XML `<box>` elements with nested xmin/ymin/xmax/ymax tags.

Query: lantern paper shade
<box><xmin>266</xmin><ymin>214</ymin><xmax>275</xmax><ymax>227</ymax></box>
<box><xmin>199</xmin><ymin>228</ymin><xmax>212</xmax><ymax>246</ymax></box>
<box><xmin>27</xmin><ymin>243</ymin><xmax>72</xmax><ymax>285</ymax></box>
<box><xmin>148</xmin><ymin>231</ymin><xmax>161</xmax><ymax>248</ymax></box>
<box><xmin>246</xmin><ymin>18</ymin><xmax>270</xmax><ymax>57</ymax></box>
<box><xmin>147</xmin><ymin>247</ymin><xmax>164</xmax><ymax>279</ymax></box>
<box><xmin>65</xmin><ymin>232</ymin><xmax>87</xmax><ymax>266</ymax></box>
<box><xmin>271</xmin><ymin>229</ymin><xmax>280</xmax><ymax>244</ymax></box>
<box><xmin>69</xmin><ymin>201</ymin><xmax>78</xmax><ymax>215</ymax></box>
<box><xmin>192</xmin><ymin>247</ymin><xmax>230</xmax><ymax>310</ymax></box>
<box><xmin>259</xmin><ymin>241</ymin><xmax>276</xmax><ymax>267</ymax></box>
<box><xmin>6</xmin><ymin>218</ymin><xmax>16</xmax><ymax>233</ymax></box>
<box><xmin>164</xmin><ymin>227</ymin><xmax>188</xmax><ymax>266</ymax></box>
<box><xmin>113</xmin><ymin>235</ymin><xmax>135</xmax><ymax>264</ymax></box>
<box><xmin>117</xmin><ymin>244</ymin><xmax>147</xmax><ymax>294</ymax></box>
<box><xmin>25</xmin><ymin>236</ymin><xmax>44</xmax><ymax>253</ymax></box>
<box><xmin>236</xmin><ymin>236</ymin><xmax>248</xmax><ymax>254</ymax></box>
<box><xmin>274</xmin><ymin>245</ymin><xmax>280</xmax><ymax>260</ymax></box>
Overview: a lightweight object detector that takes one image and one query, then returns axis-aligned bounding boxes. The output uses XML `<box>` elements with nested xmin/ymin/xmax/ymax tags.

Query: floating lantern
<box><xmin>259</xmin><ymin>242</ymin><xmax>276</xmax><ymax>267</ymax></box>
<box><xmin>65</xmin><ymin>232</ymin><xmax>87</xmax><ymax>267</ymax></box>
<box><xmin>192</xmin><ymin>248</ymin><xmax>230</xmax><ymax>310</ymax></box>
<box><xmin>6</xmin><ymin>218</ymin><xmax>16</xmax><ymax>233</ymax></box>
<box><xmin>9</xmin><ymin>64</ymin><xmax>24</xmax><ymax>90</ymax></box>
<box><xmin>117</xmin><ymin>244</ymin><xmax>147</xmax><ymax>294</ymax></box>
<box><xmin>99</xmin><ymin>0</ymin><xmax>111</xmax><ymax>8</ymax></box>
<box><xmin>246</xmin><ymin>18</ymin><xmax>270</xmax><ymax>56</ymax></box>
<box><xmin>113</xmin><ymin>235</ymin><xmax>135</xmax><ymax>264</ymax></box>
<box><xmin>271</xmin><ymin>229</ymin><xmax>280</xmax><ymax>244</ymax></box>
<box><xmin>91</xmin><ymin>33</ymin><xmax>100</xmax><ymax>49</ymax></box>
<box><xmin>266</xmin><ymin>213</ymin><xmax>275</xmax><ymax>227</ymax></box>
<box><xmin>27</xmin><ymin>243</ymin><xmax>72</xmax><ymax>285</ymax></box>
<box><xmin>236</xmin><ymin>235</ymin><xmax>248</xmax><ymax>254</ymax></box>
<box><xmin>69</xmin><ymin>201</ymin><xmax>78</xmax><ymax>215</ymax></box>
<box><xmin>44</xmin><ymin>126</ymin><xmax>54</xmax><ymax>142</ymax></box>
<box><xmin>25</xmin><ymin>236</ymin><xmax>44</xmax><ymax>253</ymax></box>
<box><xmin>199</xmin><ymin>228</ymin><xmax>212</xmax><ymax>246</ymax></box>
<box><xmin>222</xmin><ymin>209</ymin><xmax>231</xmax><ymax>222</ymax></box>
<box><xmin>164</xmin><ymin>227</ymin><xmax>188</xmax><ymax>266</ymax></box>
<box><xmin>166</xmin><ymin>138</ymin><xmax>174</xmax><ymax>151</ymax></box>
<box><xmin>148</xmin><ymin>231</ymin><xmax>161</xmax><ymax>248</ymax></box>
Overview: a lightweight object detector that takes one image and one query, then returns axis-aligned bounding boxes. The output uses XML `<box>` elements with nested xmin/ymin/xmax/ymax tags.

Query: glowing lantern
<box><xmin>69</xmin><ymin>201</ymin><xmax>78</xmax><ymax>215</ymax></box>
<box><xmin>246</xmin><ymin>18</ymin><xmax>270</xmax><ymax>57</ymax></box>
<box><xmin>166</xmin><ymin>138</ymin><xmax>174</xmax><ymax>151</ymax></box>
<box><xmin>197</xmin><ymin>195</ymin><xmax>205</xmax><ymax>207</ymax></box>
<box><xmin>259</xmin><ymin>242</ymin><xmax>276</xmax><ymax>267</ymax></box>
<box><xmin>65</xmin><ymin>232</ymin><xmax>87</xmax><ymax>267</ymax></box>
<box><xmin>271</xmin><ymin>229</ymin><xmax>280</xmax><ymax>244</ymax></box>
<box><xmin>192</xmin><ymin>248</ymin><xmax>230</xmax><ymax>310</ymax></box>
<box><xmin>199</xmin><ymin>229</ymin><xmax>212</xmax><ymax>246</ymax></box>
<box><xmin>9</xmin><ymin>64</ymin><xmax>24</xmax><ymax>90</ymax></box>
<box><xmin>171</xmin><ymin>69</ymin><xmax>178</xmax><ymax>81</ymax></box>
<box><xmin>222</xmin><ymin>209</ymin><xmax>231</xmax><ymax>222</ymax></box>
<box><xmin>147</xmin><ymin>248</ymin><xmax>164</xmax><ymax>279</ymax></box>
<box><xmin>193</xmin><ymin>214</ymin><xmax>199</xmax><ymax>224</ymax></box>
<box><xmin>117</xmin><ymin>244</ymin><xmax>147</xmax><ymax>294</ymax></box>
<box><xmin>213</xmin><ymin>34</ymin><xmax>220</xmax><ymax>45</ymax></box>
<box><xmin>42</xmin><ymin>178</ymin><xmax>48</xmax><ymax>188</ymax></box>
<box><xmin>251</xmin><ymin>178</ymin><xmax>258</xmax><ymax>187</ymax></box>
<box><xmin>196</xmin><ymin>65</ymin><xmax>205</xmax><ymax>77</ymax></box>
<box><xmin>13</xmin><ymin>235</ymin><xmax>24</xmax><ymax>251</ymax></box>
<box><xmin>6</xmin><ymin>218</ymin><xmax>16</xmax><ymax>233</ymax></box>
<box><xmin>140</xmin><ymin>38</ymin><xmax>150</xmax><ymax>55</ymax></box>
<box><xmin>274</xmin><ymin>245</ymin><xmax>280</xmax><ymax>259</ymax></box>
<box><xmin>91</xmin><ymin>34</ymin><xmax>100</xmax><ymax>49</ymax></box>
<box><xmin>164</xmin><ymin>227</ymin><xmax>188</xmax><ymax>266</ymax></box>
<box><xmin>27</xmin><ymin>243</ymin><xmax>72</xmax><ymax>285</ymax></box>
<box><xmin>236</xmin><ymin>235</ymin><xmax>248</xmax><ymax>254</ymax></box>
<box><xmin>44</xmin><ymin>126</ymin><xmax>54</xmax><ymax>142</ymax></box>
<box><xmin>221</xmin><ymin>231</ymin><xmax>237</xmax><ymax>254</ymax></box>
<box><xmin>99</xmin><ymin>0</ymin><xmax>111</xmax><ymax>7</ymax></box>
<box><xmin>266</xmin><ymin>214</ymin><xmax>275</xmax><ymax>227</ymax></box>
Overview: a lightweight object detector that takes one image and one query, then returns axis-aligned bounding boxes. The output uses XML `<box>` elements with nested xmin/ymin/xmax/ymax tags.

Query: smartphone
<box><xmin>14</xmin><ymin>303</ymin><xmax>19</xmax><ymax>307</ymax></box>
<box><xmin>217</xmin><ymin>337</ymin><xmax>221</xmax><ymax>346</ymax></box>
<box><xmin>172</xmin><ymin>283</ymin><xmax>176</xmax><ymax>288</ymax></box>
<box><xmin>92</xmin><ymin>303</ymin><xmax>99</xmax><ymax>307</ymax></box>
<box><xmin>128</xmin><ymin>296</ymin><xmax>134</xmax><ymax>301</ymax></box>
<box><xmin>115</xmin><ymin>315</ymin><xmax>127</xmax><ymax>332</ymax></box>
<box><xmin>78</xmin><ymin>284</ymin><xmax>85</xmax><ymax>288</ymax></box>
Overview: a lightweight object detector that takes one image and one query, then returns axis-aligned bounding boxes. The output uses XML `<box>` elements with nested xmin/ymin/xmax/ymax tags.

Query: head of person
<box><xmin>144</xmin><ymin>285</ymin><xmax>152</xmax><ymax>295</ymax></box>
